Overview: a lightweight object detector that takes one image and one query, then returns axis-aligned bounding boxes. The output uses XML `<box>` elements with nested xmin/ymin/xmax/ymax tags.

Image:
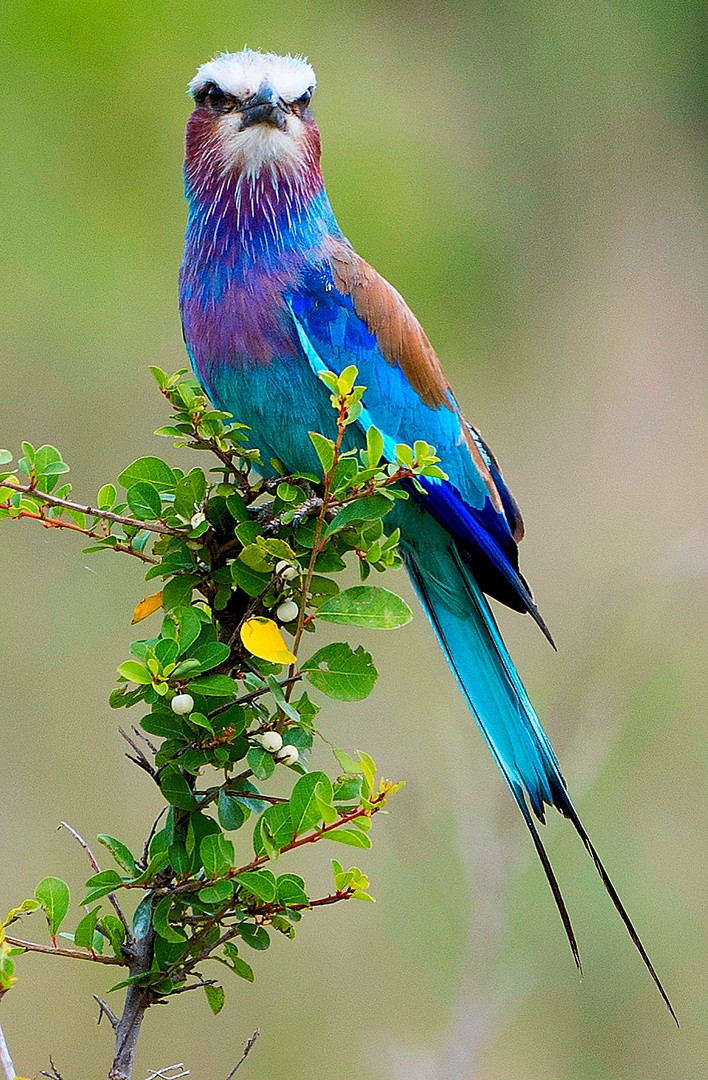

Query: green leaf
<box><xmin>199</xmin><ymin>880</ymin><xmax>235</xmax><ymax>904</ymax></box>
<box><xmin>218</xmin><ymin>790</ymin><xmax>246</xmax><ymax>831</ymax></box>
<box><xmin>117</xmin><ymin>457</ymin><xmax>177</xmax><ymax>492</ymax></box>
<box><xmin>132</xmin><ymin>894</ymin><xmax>153</xmax><ymax>938</ymax></box>
<box><xmin>317</xmin><ymin>586</ymin><xmax>412</xmax><ymax>629</ymax></box>
<box><xmin>117</xmin><ymin>660</ymin><xmax>153</xmax><ymax>685</ymax></box>
<box><xmin>201</xmin><ymin>834</ymin><xmax>234</xmax><ymax>879</ymax></box>
<box><xmin>276</xmin><ymin>874</ymin><xmax>309</xmax><ymax>908</ymax></box>
<box><xmin>74</xmin><ymin>906</ymin><xmax>101</xmax><ymax>951</ymax></box>
<box><xmin>159</xmin><ymin>765</ymin><xmax>198</xmax><ymax>810</ymax></box>
<box><xmin>308</xmin><ymin>431</ymin><xmax>335</xmax><ymax>474</ymax></box>
<box><xmin>97</xmin><ymin>483</ymin><xmax>116</xmax><ymax>509</ymax></box>
<box><xmin>141</xmin><ymin>708</ymin><xmax>189</xmax><ymax>741</ymax></box>
<box><xmin>126</xmin><ymin>482</ymin><xmax>162</xmax><ymax>520</ymax></box>
<box><xmin>34</xmin><ymin>878</ymin><xmax>70</xmax><ymax>937</ymax></box>
<box><xmin>231</xmin><ymin>560</ymin><xmax>271</xmax><ymax>597</ymax></box>
<box><xmin>302</xmin><ymin>643</ymin><xmax>378</xmax><ymax>701</ymax></box>
<box><xmin>102</xmin><ymin>914</ymin><xmax>126</xmax><ymax>957</ymax></box>
<box><xmin>127</xmin><ymin>851</ymin><xmax>170</xmax><ymax>888</ymax></box>
<box><xmin>204</xmin><ymin>983</ymin><xmax>225</xmax><ymax>1015</ymax></box>
<box><xmin>289</xmin><ymin>772</ymin><xmax>333</xmax><ymax>835</ymax></box>
<box><xmin>235</xmin><ymin>870</ymin><xmax>277</xmax><ymax>904</ymax></box>
<box><xmin>247</xmin><ymin>746</ymin><xmax>275</xmax><ymax>782</ymax></box>
<box><xmin>365</xmin><ymin>426</ymin><xmax>385</xmax><ymax>468</ymax></box>
<box><xmin>97</xmin><ymin>835</ymin><xmax>139</xmax><ymax>877</ymax></box>
<box><xmin>190</xmin><ymin>641</ymin><xmax>231</xmax><ymax>672</ymax></box>
<box><xmin>153</xmin><ymin>896</ymin><xmax>187</xmax><ymax>942</ymax></box>
<box><xmin>238</xmin><ymin>923</ymin><xmax>270</xmax><ymax>950</ymax></box>
<box><xmin>161</xmin><ymin>574</ymin><xmax>200</xmax><ymax>612</ymax></box>
<box><xmin>188</xmin><ymin>674</ymin><xmax>238</xmax><ymax>697</ymax></box>
<box><xmin>324</xmin><ymin>494</ymin><xmax>393</xmax><ymax>536</ymax></box>
<box><xmin>173</xmin><ymin>605</ymin><xmax>202</xmax><ymax>654</ymax></box>
<box><xmin>0</xmin><ymin>450</ymin><xmax>12</xmax><ymax>466</ymax></box>
<box><xmin>322</xmin><ymin>829</ymin><xmax>372</xmax><ymax>849</ymax></box>
<box><xmin>222</xmin><ymin>943</ymin><xmax>254</xmax><ymax>980</ymax></box>
<box><xmin>80</xmin><ymin>869</ymin><xmax>123</xmax><ymax>906</ymax></box>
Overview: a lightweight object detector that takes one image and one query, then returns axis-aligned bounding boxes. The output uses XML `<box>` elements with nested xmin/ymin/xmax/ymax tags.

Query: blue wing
<box><xmin>288</xmin><ymin>246</ymin><xmax>551</xmax><ymax>640</ymax></box>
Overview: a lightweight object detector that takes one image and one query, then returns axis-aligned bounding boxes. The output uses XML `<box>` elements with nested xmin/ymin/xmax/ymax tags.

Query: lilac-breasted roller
<box><xmin>179</xmin><ymin>49</ymin><xmax>673</xmax><ymax>1015</ymax></box>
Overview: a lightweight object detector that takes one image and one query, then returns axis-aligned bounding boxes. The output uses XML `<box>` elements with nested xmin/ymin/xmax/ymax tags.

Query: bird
<box><xmin>179</xmin><ymin>48</ymin><xmax>674</xmax><ymax>1017</ymax></box>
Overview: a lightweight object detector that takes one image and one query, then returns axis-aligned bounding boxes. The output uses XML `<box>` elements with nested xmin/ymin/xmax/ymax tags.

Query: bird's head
<box><xmin>186</xmin><ymin>49</ymin><xmax>320</xmax><ymax>186</ymax></box>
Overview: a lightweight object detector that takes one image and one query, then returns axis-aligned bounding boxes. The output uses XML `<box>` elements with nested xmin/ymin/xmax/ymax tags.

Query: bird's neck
<box><xmin>183</xmin><ymin>117</ymin><xmax>337</xmax><ymax>273</ymax></box>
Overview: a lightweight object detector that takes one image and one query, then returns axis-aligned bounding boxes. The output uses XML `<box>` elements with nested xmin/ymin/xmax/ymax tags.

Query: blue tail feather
<box><xmin>400</xmin><ymin>506</ymin><xmax>676</xmax><ymax>1020</ymax></box>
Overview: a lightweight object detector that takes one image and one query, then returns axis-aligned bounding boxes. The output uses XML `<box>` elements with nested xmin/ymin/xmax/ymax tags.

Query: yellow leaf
<box><xmin>131</xmin><ymin>590</ymin><xmax>163</xmax><ymax>624</ymax></box>
<box><xmin>240</xmin><ymin>617</ymin><xmax>296</xmax><ymax>665</ymax></box>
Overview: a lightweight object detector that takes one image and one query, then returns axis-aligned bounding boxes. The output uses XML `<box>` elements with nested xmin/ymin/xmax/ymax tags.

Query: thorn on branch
<box><xmin>119</xmin><ymin>727</ymin><xmax>158</xmax><ymax>780</ymax></box>
<box><xmin>94</xmin><ymin>995</ymin><xmax>119</xmax><ymax>1030</ymax></box>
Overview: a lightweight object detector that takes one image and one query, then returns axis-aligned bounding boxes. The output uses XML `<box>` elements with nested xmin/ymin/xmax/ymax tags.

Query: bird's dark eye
<box><xmin>195</xmin><ymin>82</ymin><xmax>239</xmax><ymax>113</ymax></box>
<box><xmin>295</xmin><ymin>89</ymin><xmax>313</xmax><ymax>110</ymax></box>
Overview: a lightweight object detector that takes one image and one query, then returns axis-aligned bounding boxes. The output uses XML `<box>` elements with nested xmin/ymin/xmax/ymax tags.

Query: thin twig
<box><xmin>3</xmin><ymin>935</ymin><xmax>122</xmax><ymax>965</ymax></box>
<box><xmin>60</xmin><ymin>822</ymin><xmax>131</xmax><ymax>936</ymax></box>
<box><xmin>0</xmin><ymin>479</ymin><xmax>184</xmax><ymax>537</ymax></box>
<box><xmin>142</xmin><ymin>807</ymin><xmax>168</xmax><ymax>867</ymax></box>
<box><xmin>94</xmin><ymin>995</ymin><xmax>119</xmax><ymax>1030</ymax></box>
<box><xmin>144</xmin><ymin>1066</ymin><xmax>190</xmax><ymax>1079</ymax></box>
<box><xmin>119</xmin><ymin>727</ymin><xmax>158</xmax><ymax>780</ymax></box>
<box><xmin>40</xmin><ymin>1058</ymin><xmax>65</xmax><ymax>1080</ymax></box>
<box><xmin>0</xmin><ymin>1016</ymin><xmax>17</xmax><ymax>1080</ymax></box>
<box><xmin>207</xmin><ymin>674</ymin><xmax>302</xmax><ymax>719</ymax></box>
<box><xmin>225</xmin><ymin>1031</ymin><xmax>259</xmax><ymax>1078</ymax></box>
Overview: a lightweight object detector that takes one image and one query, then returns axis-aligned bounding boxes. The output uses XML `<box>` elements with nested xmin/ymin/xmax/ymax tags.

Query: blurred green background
<box><xmin>1</xmin><ymin>1</ymin><xmax>707</xmax><ymax>1077</ymax></box>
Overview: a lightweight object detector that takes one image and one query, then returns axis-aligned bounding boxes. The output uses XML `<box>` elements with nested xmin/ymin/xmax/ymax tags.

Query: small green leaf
<box><xmin>102</xmin><ymin>914</ymin><xmax>126</xmax><ymax>957</ymax></box>
<box><xmin>80</xmin><ymin>869</ymin><xmax>123</xmax><ymax>906</ymax></box>
<box><xmin>276</xmin><ymin>874</ymin><xmax>309</xmax><ymax>908</ymax></box>
<box><xmin>97</xmin><ymin>835</ymin><xmax>139</xmax><ymax>877</ymax></box>
<box><xmin>317</xmin><ymin>586</ymin><xmax>412</xmax><ymax>629</ymax></box>
<box><xmin>231</xmin><ymin>560</ymin><xmax>270</xmax><ymax>598</ymax></box>
<box><xmin>365</xmin><ymin>426</ymin><xmax>384</xmax><ymax>468</ymax></box>
<box><xmin>289</xmin><ymin>772</ymin><xmax>333</xmax><ymax>835</ymax></box>
<box><xmin>308</xmin><ymin>431</ymin><xmax>335</xmax><ymax>474</ymax></box>
<box><xmin>322</xmin><ymin>829</ymin><xmax>372</xmax><ymax>848</ymax></box>
<box><xmin>126</xmin><ymin>482</ymin><xmax>162</xmax><ymax>520</ymax></box>
<box><xmin>204</xmin><ymin>983</ymin><xmax>225</xmax><ymax>1015</ymax></box>
<box><xmin>302</xmin><ymin>643</ymin><xmax>378</xmax><ymax>701</ymax></box>
<box><xmin>201</xmin><ymin>834</ymin><xmax>234</xmax><ymax>879</ymax></box>
<box><xmin>238</xmin><ymin>923</ymin><xmax>270</xmax><ymax>950</ymax></box>
<box><xmin>159</xmin><ymin>765</ymin><xmax>198</xmax><ymax>810</ymax></box>
<box><xmin>153</xmin><ymin>896</ymin><xmax>187</xmax><ymax>942</ymax></box>
<box><xmin>235</xmin><ymin>870</ymin><xmax>277</xmax><ymax>904</ymax></box>
<box><xmin>117</xmin><ymin>457</ymin><xmax>177</xmax><ymax>492</ymax></box>
<box><xmin>223</xmin><ymin>942</ymin><xmax>255</xmax><ymax>980</ymax></box>
<box><xmin>324</xmin><ymin>494</ymin><xmax>393</xmax><ymax>536</ymax></box>
<box><xmin>34</xmin><ymin>878</ymin><xmax>70</xmax><ymax>937</ymax></box>
<box><xmin>199</xmin><ymin>880</ymin><xmax>235</xmax><ymax>904</ymax></box>
<box><xmin>247</xmin><ymin>746</ymin><xmax>275</xmax><ymax>782</ymax></box>
<box><xmin>74</xmin><ymin>906</ymin><xmax>101</xmax><ymax>951</ymax></box>
<box><xmin>188</xmin><ymin>674</ymin><xmax>238</xmax><ymax>697</ymax></box>
<box><xmin>117</xmin><ymin>660</ymin><xmax>153</xmax><ymax>685</ymax></box>
<box><xmin>218</xmin><ymin>790</ymin><xmax>246</xmax><ymax>831</ymax></box>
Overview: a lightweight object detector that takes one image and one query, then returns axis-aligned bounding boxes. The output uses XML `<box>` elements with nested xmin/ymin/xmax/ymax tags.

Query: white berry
<box><xmin>258</xmin><ymin>730</ymin><xmax>283</xmax><ymax>753</ymax></box>
<box><xmin>276</xmin><ymin>600</ymin><xmax>299</xmax><ymax>623</ymax></box>
<box><xmin>171</xmin><ymin>693</ymin><xmax>194</xmax><ymax>715</ymax></box>
<box><xmin>276</xmin><ymin>745</ymin><xmax>299</xmax><ymax>766</ymax></box>
<box><xmin>276</xmin><ymin>560</ymin><xmax>299</xmax><ymax>581</ymax></box>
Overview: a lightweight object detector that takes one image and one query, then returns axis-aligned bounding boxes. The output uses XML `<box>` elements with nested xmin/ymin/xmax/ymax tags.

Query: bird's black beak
<box><xmin>241</xmin><ymin>86</ymin><xmax>287</xmax><ymax>131</ymax></box>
